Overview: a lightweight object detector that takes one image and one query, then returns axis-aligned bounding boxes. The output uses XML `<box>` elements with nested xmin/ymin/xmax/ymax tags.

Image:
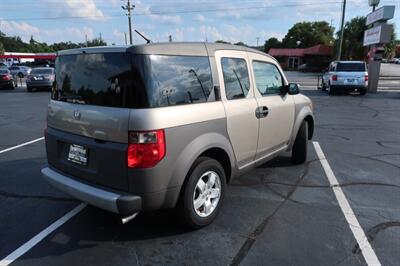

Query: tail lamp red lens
<box><xmin>127</xmin><ymin>129</ymin><xmax>165</xmax><ymax>168</ymax></box>
<box><xmin>332</xmin><ymin>75</ymin><xmax>338</xmax><ymax>81</ymax></box>
<box><xmin>365</xmin><ymin>75</ymin><xmax>368</xmax><ymax>81</ymax></box>
<box><xmin>1</xmin><ymin>75</ymin><xmax>10</xmax><ymax>81</ymax></box>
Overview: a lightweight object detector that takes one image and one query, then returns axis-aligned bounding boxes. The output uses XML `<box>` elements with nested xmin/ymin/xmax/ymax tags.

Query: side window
<box><xmin>149</xmin><ymin>55</ymin><xmax>214</xmax><ymax>107</ymax></box>
<box><xmin>221</xmin><ymin>57</ymin><xmax>250</xmax><ymax>100</ymax></box>
<box><xmin>252</xmin><ymin>61</ymin><xmax>283</xmax><ymax>96</ymax></box>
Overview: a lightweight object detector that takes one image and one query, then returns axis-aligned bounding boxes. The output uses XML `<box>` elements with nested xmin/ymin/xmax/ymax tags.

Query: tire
<box><xmin>321</xmin><ymin>81</ymin><xmax>327</xmax><ymax>91</ymax></box>
<box><xmin>178</xmin><ymin>157</ymin><xmax>226</xmax><ymax>229</ymax></box>
<box><xmin>359</xmin><ymin>88</ymin><xmax>366</xmax><ymax>95</ymax></box>
<box><xmin>8</xmin><ymin>81</ymin><xmax>15</xmax><ymax>90</ymax></box>
<box><xmin>291</xmin><ymin>121</ymin><xmax>308</xmax><ymax>164</ymax></box>
<box><xmin>27</xmin><ymin>86</ymin><xmax>33</xmax><ymax>92</ymax></box>
<box><xmin>328</xmin><ymin>84</ymin><xmax>335</xmax><ymax>95</ymax></box>
<box><xmin>18</xmin><ymin>72</ymin><xmax>24</xmax><ymax>78</ymax></box>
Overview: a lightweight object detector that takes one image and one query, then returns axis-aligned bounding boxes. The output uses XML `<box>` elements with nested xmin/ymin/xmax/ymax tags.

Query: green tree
<box><xmin>215</xmin><ymin>40</ymin><xmax>231</xmax><ymax>44</ymax></box>
<box><xmin>282</xmin><ymin>21</ymin><xmax>334</xmax><ymax>48</ymax></box>
<box><xmin>383</xmin><ymin>25</ymin><xmax>397</xmax><ymax>59</ymax></box>
<box><xmin>264</xmin><ymin>37</ymin><xmax>281</xmax><ymax>53</ymax></box>
<box><xmin>86</xmin><ymin>38</ymin><xmax>107</xmax><ymax>47</ymax></box>
<box><xmin>234</xmin><ymin>41</ymin><xmax>248</xmax><ymax>47</ymax></box>
<box><xmin>0</xmin><ymin>42</ymin><xmax>4</xmax><ymax>54</ymax></box>
<box><xmin>335</xmin><ymin>17</ymin><xmax>366</xmax><ymax>60</ymax></box>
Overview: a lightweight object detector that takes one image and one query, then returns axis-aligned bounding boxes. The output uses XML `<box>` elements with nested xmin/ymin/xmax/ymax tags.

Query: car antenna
<box><xmin>134</xmin><ymin>29</ymin><xmax>151</xmax><ymax>44</ymax></box>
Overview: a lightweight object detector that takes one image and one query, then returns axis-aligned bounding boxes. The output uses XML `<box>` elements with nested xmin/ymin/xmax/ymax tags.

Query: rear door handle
<box><xmin>255</xmin><ymin>106</ymin><xmax>269</xmax><ymax>119</ymax></box>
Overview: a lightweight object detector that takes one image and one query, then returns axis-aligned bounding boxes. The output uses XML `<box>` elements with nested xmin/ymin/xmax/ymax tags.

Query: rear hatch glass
<box><xmin>53</xmin><ymin>53</ymin><xmax>214</xmax><ymax>108</ymax></box>
<box><xmin>336</xmin><ymin>63</ymin><xmax>366</xmax><ymax>72</ymax></box>
<box><xmin>53</xmin><ymin>53</ymin><xmax>135</xmax><ymax>107</ymax></box>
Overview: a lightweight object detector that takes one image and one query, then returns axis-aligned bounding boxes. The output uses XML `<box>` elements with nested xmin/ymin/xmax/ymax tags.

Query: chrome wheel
<box><xmin>193</xmin><ymin>171</ymin><xmax>221</xmax><ymax>218</ymax></box>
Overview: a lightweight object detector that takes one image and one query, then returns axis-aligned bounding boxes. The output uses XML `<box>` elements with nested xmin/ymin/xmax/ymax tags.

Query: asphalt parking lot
<box><xmin>0</xmin><ymin>80</ymin><xmax>399</xmax><ymax>265</ymax></box>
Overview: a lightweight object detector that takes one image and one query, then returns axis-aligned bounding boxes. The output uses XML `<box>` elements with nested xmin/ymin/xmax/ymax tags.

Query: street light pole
<box><xmin>122</xmin><ymin>0</ymin><xmax>135</xmax><ymax>45</ymax></box>
<box><xmin>337</xmin><ymin>0</ymin><xmax>346</xmax><ymax>60</ymax></box>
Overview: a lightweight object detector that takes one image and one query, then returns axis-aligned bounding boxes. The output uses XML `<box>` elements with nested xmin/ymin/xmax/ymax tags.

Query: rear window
<box><xmin>32</xmin><ymin>68</ymin><xmax>53</xmax><ymax>75</ymax></box>
<box><xmin>336</xmin><ymin>63</ymin><xmax>366</xmax><ymax>72</ymax></box>
<box><xmin>0</xmin><ymin>69</ymin><xmax>9</xmax><ymax>74</ymax></box>
<box><xmin>53</xmin><ymin>53</ymin><xmax>214</xmax><ymax>108</ymax></box>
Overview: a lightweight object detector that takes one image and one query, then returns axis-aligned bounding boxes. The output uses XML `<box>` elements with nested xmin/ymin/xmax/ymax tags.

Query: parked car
<box><xmin>26</xmin><ymin>67</ymin><xmax>55</xmax><ymax>92</ymax></box>
<box><xmin>389</xmin><ymin>57</ymin><xmax>400</xmax><ymax>64</ymax></box>
<box><xmin>298</xmin><ymin>63</ymin><xmax>328</xmax><ymax>73</ymax></box>
<box><xmin>42</xmin><ymin>43</ymin><xmax>314</xmax><ymax>228</ymax></box>
<box><xmin>9</xmin><ymin>65</ymin><xmax>31</xmax><ymax>78</ymax></box>
<box><xmin>0</xmin><ymin>69</ymin><xmax>15</xmax><ymax>89</ymax></box>
<box><xmin>322</xmin><ymin>61</ymin><xmax>368</xmax><ymax>95</ymax></box>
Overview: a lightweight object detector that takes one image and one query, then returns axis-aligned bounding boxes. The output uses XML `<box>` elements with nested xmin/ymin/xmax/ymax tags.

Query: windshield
<box><xmin>53</xmin><ymin>53</ymin><xmax>214</xmax><ymax>108</ymax></box>
<box><xmin>336</xmin><ymin>63</ymin><xmax>366</xmax><ymax>72</ymax></box>
<box><xmin>32</xmin><ymin>68</ymin><xmax>53</xmax><ymax>75</ymax></box>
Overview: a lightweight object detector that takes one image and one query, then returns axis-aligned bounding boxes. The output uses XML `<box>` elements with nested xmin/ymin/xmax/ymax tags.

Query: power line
<box><xmin>0</xmin><ymin>1</ymin><xmax>345</xmax><ymax>21</ymax></box>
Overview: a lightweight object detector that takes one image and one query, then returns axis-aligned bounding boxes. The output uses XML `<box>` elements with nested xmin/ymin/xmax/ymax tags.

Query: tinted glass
<box><xmin>32</xmin><ymin>68</ymin><xmax>53</xmax><ymax>75</ymax></box>
<box><xmin>145</xmin><ymin>55</ymin><xmax>214</xmax><ymax>107</ymax></box>
<box><xmin>252</xmin><ymin>61</ymin><xmax>283</xmax><ymax>95</ymax></box>
<box><xmin>53</xmin><ymin>53</ymin><xmax>133</xmax><ymax>107</ymax></box>
<box><xmin>53</xmin><ymin>53</ymin><xmax>214</xmax><ymax>108</ymax></box>
<box><xmin>336</xmin><ymin>63</ymin><xmax>366</xmax><ymax>72</ymax></box>
<box><xmin>221</xmin><ymin>58</ymin><xmax>250</xmax><ymax>100</ymax></box>
<box><xmin>0</xmin><ymin>69</ymin><xmax>9</xmax><ymax>74</ymax></box>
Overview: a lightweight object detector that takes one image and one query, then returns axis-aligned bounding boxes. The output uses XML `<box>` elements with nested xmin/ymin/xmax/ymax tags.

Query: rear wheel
<box><xmin>291</xmin><ymin>121</ymin><xmax>308</xmax><ymax>164</ymax></box>
<box><xmin>321</xmin><ymin>81</ymin><xmax>327</xmax><ymax>91</ymax></box>
<box><xmin>328</xmin><ymin>83</ymin><xmax>335</xmax><ymax>95</ymax></box>
<box><xmin>27</xmin><ymin>86</ymin><xmax>33</xmax><ymax>92</ymax></box>
<box><xmin>359</xmin><ymin>88</ymin><xmax>366</xmax><ymax>95</ymax></box>
<box><xmin>179</xmin><ymin>157</ymin><xmax>226</xmax><ymax>229</ymax></box>
<box><xmin>8</xmin><ymin>81</ymin><xmax>15</xmax><ymax>90</ymax></box>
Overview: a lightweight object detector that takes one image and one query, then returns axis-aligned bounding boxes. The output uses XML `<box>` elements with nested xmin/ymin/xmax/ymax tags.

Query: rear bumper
<box><xmin>331</xmin><ymin>85</ymin><xmax>367</xmax><ymax>91</ymax></box>
<box><xmin>41</xmin><ymin>166</ymin><xmax>142</xmax><ymax>216</ymax></box>
<box><xmin>26</xmin><ymin>80</ymin><xmax>52</xmax><ymax>87</ymax></box>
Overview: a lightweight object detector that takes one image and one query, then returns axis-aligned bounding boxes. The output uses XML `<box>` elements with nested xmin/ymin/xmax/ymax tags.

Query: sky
<box><xmin>0</xmin><ymin>0</ymin><xmax>399</xmax><ymax>46</ymax></box>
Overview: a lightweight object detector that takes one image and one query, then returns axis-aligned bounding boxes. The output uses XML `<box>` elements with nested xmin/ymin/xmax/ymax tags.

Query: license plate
<box><xmin>68</xmin><ymin>144</ymin><xmax>88</xmax><ymax>165</ymax></box>
<box><xmin>345</xmin><ymin>79</ymin><xmax>357</xmax><ymax>85</ymax></box>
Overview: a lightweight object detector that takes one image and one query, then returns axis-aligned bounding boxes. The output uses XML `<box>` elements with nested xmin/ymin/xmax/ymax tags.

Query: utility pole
<box><xmin>256</xmin><ymin>37</ymin><xmax>260</xmax><ymax>47</ymax></box>
<box><xmin>121</xmin><ymin>0</ymin><xmax>134</xmax><ymax>45</ymax></box>
<box><xmin>337</xmin><ymin>0</ymin><xmax>346</xmax><ymax>60</ymax></box>
<box><xmin>124</xmin><ymin>32</ymin><xmax>127</xmax><ymax>45</ymax></box>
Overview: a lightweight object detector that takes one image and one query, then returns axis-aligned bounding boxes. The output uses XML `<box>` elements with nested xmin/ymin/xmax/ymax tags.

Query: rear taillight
<box><xmin>365</xmin><ymin>75</ymin><xmax>368</xmax><ymax>81</ymax></box>
<box><xmin>1</xmin><ymin>75</ymin><xmax>10</xmax><ymax>81</ymax></box>
<box><xmin>332</xmin><ymin>75</ymin><xmax>338</xmax><ymax>81</ymax></box>
<box><xmin>127</xmin><ymin>129</ymin><xmax>165</xmax><ymax>168</ymax></box>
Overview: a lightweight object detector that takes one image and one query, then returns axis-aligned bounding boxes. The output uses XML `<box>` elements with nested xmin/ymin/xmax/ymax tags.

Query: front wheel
<box><xmin>179</xmin><ymin>157</ymin><xmax>226</xmax><ymax>229</ymax></box>
<box><xmin>291</xmin><ymin>121</ymin><xmax>308</xmax><ymax>164</ymax></box>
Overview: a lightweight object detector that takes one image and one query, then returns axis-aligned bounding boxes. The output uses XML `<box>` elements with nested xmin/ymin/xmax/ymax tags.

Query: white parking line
<box><xmin>313</xmin><ymin>142</ymin><xmax>381</xmax><ymax>266</ymax></box>
<box><xmin>0</xmin><ymin>137</ymin><xmax>44</xmax><ymax>154</ymax></box>
<box><xmin>0</xmin><ymin>203</ymin><xmax>86</xmax><ymax>266</ymax></box>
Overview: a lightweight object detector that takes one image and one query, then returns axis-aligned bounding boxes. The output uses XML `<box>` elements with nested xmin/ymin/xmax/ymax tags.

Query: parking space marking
<box><xmin>313</xmin><ymin>142</ymin><xmax>381</xmax><ymax>266</ymax></box>
<box><xmin>0</xmin><ymin>203</ymin><xmax>86</xmax><ymax>266</ymax></box>
<box><xmin>0</xmin><ymin>137</ymin><xmax>44</xmax><ymax>154</ymax></box>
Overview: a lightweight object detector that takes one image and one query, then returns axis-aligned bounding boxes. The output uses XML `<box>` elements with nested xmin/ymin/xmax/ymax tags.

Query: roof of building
<box><xmin>268</xmin><ymin>44</ymin><xmax>332</xmax><ymax>57</ymax></box>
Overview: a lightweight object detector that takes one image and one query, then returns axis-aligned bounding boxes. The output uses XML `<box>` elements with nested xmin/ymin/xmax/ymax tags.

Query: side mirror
<box><xmin>288</xmin><ymin>83</ymin><xmax>300</xmax><ymax>95</ymax></box>
<box><xmin>279</xmin><ymin>85</ymin><xmax>289</xmax><ymax>95</ymax></box>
